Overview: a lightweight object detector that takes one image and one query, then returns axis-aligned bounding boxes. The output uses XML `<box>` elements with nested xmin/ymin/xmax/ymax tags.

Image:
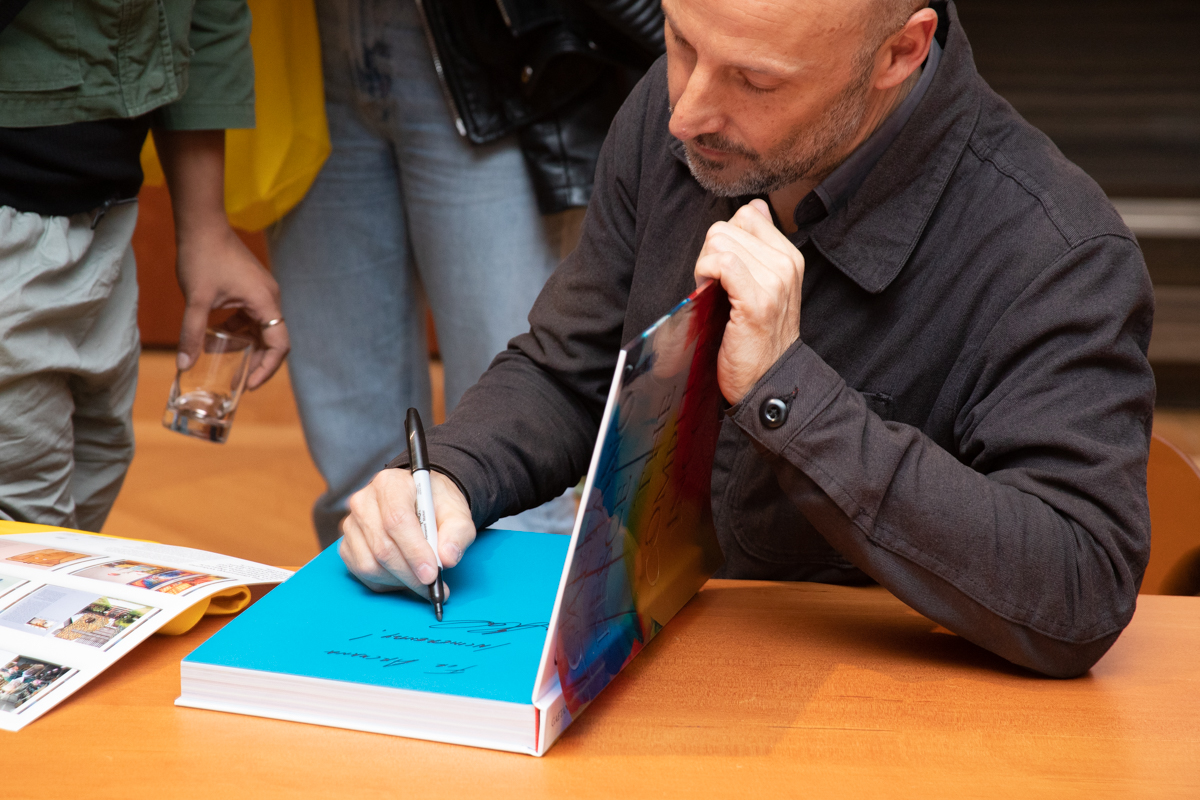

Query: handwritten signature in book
<box><xmin>344</xmin><ymin>619</ymin><xmax>548</xmax><ymax>654</ymax></box>
<box><xmin>428</xmin><ymin>619</ymin><xmax>549</xmax><ymax>635</ymax></box>
<box><xmin>323</xmin><ymin>649</ymin><xmax>476</xmax><ymax>675</ymax></box>
<box><xmin>347</xmin><ymin>631</ymin><xmax>508</xmax><ymax>652</ymax></box>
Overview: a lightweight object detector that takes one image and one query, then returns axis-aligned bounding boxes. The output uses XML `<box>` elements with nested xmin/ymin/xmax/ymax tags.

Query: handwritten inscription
<box><xmin>324</xmin><ymin>650</ymin><xmax>475</xmax><ymax>674</ymax></box>
<box><xmin>429</xmin><ymin>619</ymin><xmax>549</xmax><ymax>636</ymax></box>
<box><xmin>343</xmin><ymin>619</ymin><xmax>549</xmax><ymax>656</ymax></box>
<box><xmin>347</xmin><ymin>630</ymin><xmax>508</xmax><ymax>652</ymax></box>
<box><xmin>326</xmin><ymin>619</ymin><xmax>549</xmax><ymax>676</ymax></box>
<box><xmin>324</xmin><ymin>650</ymin><xmax>417</xmax><ymax>668</ymax></box>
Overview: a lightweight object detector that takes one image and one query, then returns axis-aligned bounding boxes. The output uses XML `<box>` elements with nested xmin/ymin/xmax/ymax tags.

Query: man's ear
<box><xmin>874</xmin><ymin>7</ymin><xmax>938</xmax><ymax>91</ymax></box>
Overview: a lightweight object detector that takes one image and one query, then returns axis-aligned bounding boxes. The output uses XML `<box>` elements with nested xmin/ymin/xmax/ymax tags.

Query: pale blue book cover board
<box><xmin>184</xmin><ymin>529</ymin><xmax>570</xmax><ymax>704</ymax></box>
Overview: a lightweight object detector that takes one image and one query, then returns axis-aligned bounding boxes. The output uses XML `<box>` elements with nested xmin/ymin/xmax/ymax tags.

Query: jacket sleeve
<box><xmin>154</xmin><ymin>0</ymin><xmax>255</xmax><ymax>130</ymax></box>
<box><xmin>730</xmin><ymin>233</ymin><xmax>1155</xmax><ymax>677</ymax></box>
<box><xmin>396</xmin><ymin>65</ymin><xmax>653</xmax><ymax>525</ymax></box>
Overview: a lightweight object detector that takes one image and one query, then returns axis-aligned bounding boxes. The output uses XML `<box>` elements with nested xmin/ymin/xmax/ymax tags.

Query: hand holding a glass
<box><xmin>162</xmin><ymin>225</ymin><xmax>289</xmax><ymax>443</ymax></box>
<box><xmin>153</xmin><ymin>129</ymin><xmax>290</xmax><ymax>443</ymax></box>
<box><xmin>154</xmin><ymin>128</ymin><xmax>290</xmax><ymax>390</ymax></box>
<box><xmin>163</xmin><ymin>317</ymin><xmax>267</xmax><ymax>443</ymax></box>
<box><xmin>173</xmin><ymin>233</ymin><xmax>289</xmax><ymax>391</ymax></box>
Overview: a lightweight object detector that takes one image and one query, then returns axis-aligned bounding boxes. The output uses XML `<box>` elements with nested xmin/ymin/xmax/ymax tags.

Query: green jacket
<box><xmin>0</xmin><ymin>0</ymin><xmax>254</xmax><ymax>129</ymax></box>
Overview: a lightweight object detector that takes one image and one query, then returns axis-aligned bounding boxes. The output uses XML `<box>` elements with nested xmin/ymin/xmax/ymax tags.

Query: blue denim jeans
<box><xmin>268</xmin><ymin>0</ymin><xmax>575</xmax><ymax>547</ymax></box>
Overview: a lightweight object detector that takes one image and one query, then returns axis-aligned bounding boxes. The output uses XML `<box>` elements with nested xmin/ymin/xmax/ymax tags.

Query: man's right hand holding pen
<box><xmin>338</xmin><ymin>466</ymin><xmax>475</xmax><ymax>601</ymax></box>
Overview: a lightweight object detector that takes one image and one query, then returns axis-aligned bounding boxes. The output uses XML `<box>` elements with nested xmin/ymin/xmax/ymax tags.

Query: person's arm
<box><xmin>699</xmin><ymin>203</ymin><xmax>1154</xmax><ymax>678</ymax></box>
<box><xmin>338</xmin><ymin>60</ymin><xmax>654</xmax><ymax>592</ymax></box>
<box><xmin>148</xmin><ymin>1</ymin><xmax>285</xmax><ymax>385</ymax></box>
<box><xmin>153</xmin><ymin>129</ymin><xmax>288</xmax><ymax>388</ymax></box>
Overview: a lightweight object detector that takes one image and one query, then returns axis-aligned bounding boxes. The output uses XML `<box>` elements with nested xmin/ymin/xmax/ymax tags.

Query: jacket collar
<box><xmin>810</xmin><ymin>0</ymin><xmax>980</xmax><ymax>294</ymax></box>
<box><xmin>813</xmin><ymin>36</ymin><xmax>942</xmax><ymax>220</ymax></box>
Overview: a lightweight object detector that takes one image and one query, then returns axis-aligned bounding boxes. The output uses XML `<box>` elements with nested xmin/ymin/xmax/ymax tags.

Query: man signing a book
<box><xmin>337</xmin><ymin>0</ymin><xmax>1154</xmax><ymax>679</ymax></box>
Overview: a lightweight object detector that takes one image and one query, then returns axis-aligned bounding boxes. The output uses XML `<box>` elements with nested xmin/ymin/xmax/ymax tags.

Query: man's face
<box><xmin>664</xmin><ymin>0</ymin><xmax>882</xmax><ymax>197</ymax></box>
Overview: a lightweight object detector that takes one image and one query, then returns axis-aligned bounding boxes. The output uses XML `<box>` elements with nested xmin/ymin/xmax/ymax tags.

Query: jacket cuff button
<box><xmin>759</xmin><ymin>398</ymin><xmax>789</xmax><ymax>429</ymax></box>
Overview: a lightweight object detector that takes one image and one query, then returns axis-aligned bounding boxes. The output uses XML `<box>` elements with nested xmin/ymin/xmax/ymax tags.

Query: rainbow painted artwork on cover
<box><xmin>544</xmin><ymin>281</ymin><xmax>730</xmax><ymax>715</ymax></box>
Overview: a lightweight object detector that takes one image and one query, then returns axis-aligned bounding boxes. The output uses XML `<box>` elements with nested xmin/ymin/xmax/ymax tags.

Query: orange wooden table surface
<box><xmin>9</xmin><ymin>580</ymin><xmax>1199</xmax><ymax>799</ymax></box>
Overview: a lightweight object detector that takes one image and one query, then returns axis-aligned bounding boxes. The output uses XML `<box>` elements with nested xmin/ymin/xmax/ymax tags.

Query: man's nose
<box><xmin>668</xmin><ymin>66</ymin><xmax>724</xmax><ymax>141</ymax></box>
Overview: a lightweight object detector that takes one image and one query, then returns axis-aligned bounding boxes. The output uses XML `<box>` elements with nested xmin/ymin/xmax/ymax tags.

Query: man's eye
<box><xmin>742</xmin><ymin>76</ymin><xmax>775</xmax><ymax>94</ymax></box>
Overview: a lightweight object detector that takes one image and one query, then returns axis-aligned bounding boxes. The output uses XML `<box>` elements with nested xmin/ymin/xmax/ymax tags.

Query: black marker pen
<box><xmin>405</xmin><ymin>408</ymin><xmax>445</xmax><ymax>621</ymax></box>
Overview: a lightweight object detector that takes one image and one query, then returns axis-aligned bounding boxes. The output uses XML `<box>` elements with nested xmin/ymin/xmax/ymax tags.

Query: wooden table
<box><xmin>9</xmin><ymin>581</ymin><xmax>1199</xmax><ymax>799</ymax></box>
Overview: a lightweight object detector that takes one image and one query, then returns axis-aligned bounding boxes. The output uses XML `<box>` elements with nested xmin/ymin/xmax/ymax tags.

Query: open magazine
<box><xmin>0</xmin><ymin>529</ymin><xmax>292</xmax><ymax>731</ymax></box>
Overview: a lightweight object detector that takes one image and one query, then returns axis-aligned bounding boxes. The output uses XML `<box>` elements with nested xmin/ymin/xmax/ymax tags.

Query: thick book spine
<box><xmin>533</xmin><ymin>674</ymin><xmax>571</xmax><ymax>756</ymax></box>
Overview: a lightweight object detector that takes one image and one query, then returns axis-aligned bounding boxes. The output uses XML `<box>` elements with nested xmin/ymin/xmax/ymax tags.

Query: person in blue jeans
<box><xmin>268</xmin><ymin>0</ymin><xmax>661</xmax><ymax>548</ymax></box>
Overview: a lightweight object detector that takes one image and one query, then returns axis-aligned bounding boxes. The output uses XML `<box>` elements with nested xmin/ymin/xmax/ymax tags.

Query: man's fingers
<box><xmin>374</xmin><ymin>469</ymin><xmax>441</xmax><ymax>587</ymax></box>
<box><xmin>692</xmin><ymin>201</ymin><xmax>806</xmax><ymax>406</ymax></box>
<box><xmin>698</xmin><ymin>235</ymin><xmax>790</xmax><ymax>306</ymax></box>
<box><xmin>727</xmin><ymin>200</ymin><xmax>797</xmax><ymax>256</ymax></box>
<box><xmin>339</xmin><ymin>469</ymin><xmax>475</xmax><ymax>602</ymax></box>
<box><xmin>431</xmin><ymin>472</ymin><xmax>476</xmax><ymax>568</ymax></box>
<box><xmin>346</xmin><ymin>477</ymin><xmax>427</xmax><ymax>594</ymax></box>
<box><xmin>746</xmin><ymin>197</ymin><xmax>773</xmax><ymax>221</ymax></box>
<box><xmin>340</xmin><ymin>506</ymin><xmax>453</xmax><ymax>601</ymax></box>
<box><xmin>245</xmin><ymin>348</ymin><xmax>267</xmax><ymax>384</ymax></box>
<box><xmin>703</xmin><ymin>221</ymin><xmax>802</xmax><ymax>286</ymax></box>
<box><xmin>438</xmin><ymin>516</ymin><xmax>475</xmax><ymax>569</ymax></box>
<box><xmin>339</xmin><ymin>521</ymin><xmax>406</xmax><ymax>593</ymax></box>
<box><xmin>695</xmin><ymin>249</ymin><xmax>767</xmax><ymax>308</ymax></box>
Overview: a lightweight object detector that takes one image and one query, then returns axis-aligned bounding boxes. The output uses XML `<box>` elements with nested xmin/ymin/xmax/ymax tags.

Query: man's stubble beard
<box><xmin>679</xmin><ymin>54</ymin><xmax>876</xmax><ymax>198</ymax></box>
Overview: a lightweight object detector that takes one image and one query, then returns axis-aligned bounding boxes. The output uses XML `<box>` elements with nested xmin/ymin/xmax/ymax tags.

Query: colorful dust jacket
<box><xmin>535</xmin><ymin>280</ymin><xmax>729</xmax><ymax>749</ymax></box>
<box><xmin>179</xmin><ymin>282</ymin><xmax>730</xmax><ymax>755</ymax></box>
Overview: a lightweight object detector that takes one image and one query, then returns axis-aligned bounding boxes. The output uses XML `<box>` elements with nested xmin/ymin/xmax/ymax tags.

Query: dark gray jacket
<box><xmin>408</xmin><ymin>1</ymin><xmax>1155</xmax><ymax>678</ymax></box>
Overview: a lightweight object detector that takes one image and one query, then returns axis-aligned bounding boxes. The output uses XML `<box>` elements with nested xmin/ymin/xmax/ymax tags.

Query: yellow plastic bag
<box><xmin>141</xmin><ymin>0</ymin><xmax>331</xmax><ymax>231</ymax></box>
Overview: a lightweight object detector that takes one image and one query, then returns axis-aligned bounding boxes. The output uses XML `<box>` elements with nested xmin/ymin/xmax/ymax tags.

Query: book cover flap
<box><xmin>534</xmin><ymin>282</ymin><xmax>729</xmax><ymax>714</ymax></box>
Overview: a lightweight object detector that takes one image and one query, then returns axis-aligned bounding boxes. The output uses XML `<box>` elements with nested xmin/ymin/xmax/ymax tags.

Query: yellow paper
<box><xmin>157</xmin><ymin>587</ymin><xmax>253</xmax><ymax>636</ymax></box>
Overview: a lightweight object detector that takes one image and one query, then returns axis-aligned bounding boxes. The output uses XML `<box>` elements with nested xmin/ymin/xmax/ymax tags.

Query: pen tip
<box><xmin>435</xmin><ymin>604</ymin><xmax>443</xmax><ymax>622</ymax></box>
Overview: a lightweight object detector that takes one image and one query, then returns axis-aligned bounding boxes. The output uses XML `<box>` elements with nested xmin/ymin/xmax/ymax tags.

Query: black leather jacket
<box><xmin>415</xmin><ymin>0</ymin><xmax>663</xmax><ymax>213</ymax></box>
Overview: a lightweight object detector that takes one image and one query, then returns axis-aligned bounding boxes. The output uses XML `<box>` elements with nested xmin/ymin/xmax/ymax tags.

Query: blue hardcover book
<box><xmin>179</xmin><ymin>530</ymin><xmax>570</xmax><ymax>753</ymax></box>
<box><xmin>178</xmin><ymin>283</ymin><xmax>730</xmax><ymax>755</ymax></box>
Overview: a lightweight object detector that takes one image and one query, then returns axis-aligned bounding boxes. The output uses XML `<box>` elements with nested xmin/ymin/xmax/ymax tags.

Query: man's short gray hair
<box><xmin>870</xmin><ymin>0</ymin><xmax>931</xmax><ymax>47</ymax></box>
<box><xmin>851</xmin><ymin>0</ymin><xmax>930</xmax><ymax>77</ymax></box>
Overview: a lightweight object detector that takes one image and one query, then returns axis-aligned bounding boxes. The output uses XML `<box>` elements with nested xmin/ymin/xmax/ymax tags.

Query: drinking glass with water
<box><xmin>162</xmin><ymin>327</ymin><xmax>255</xmax><ymax>443</ymax></box>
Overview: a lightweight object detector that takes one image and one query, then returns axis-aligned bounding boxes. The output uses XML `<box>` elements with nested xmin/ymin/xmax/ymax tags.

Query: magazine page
<box><xmin>0</xmin><ymin>532</ymin><xmax>292</xmax><ymax>731</ymax></box>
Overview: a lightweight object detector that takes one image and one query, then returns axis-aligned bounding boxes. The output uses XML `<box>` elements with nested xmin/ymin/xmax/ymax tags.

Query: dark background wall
<box><xmin>956</xmin><ymin>0</ymin><xmax>1199</xmax><ymax>199</ymax></box>
<box><xmin>956</xmin><ymin>0</ymin><xmax>1200</xmax><ymax>404</ymax></box>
